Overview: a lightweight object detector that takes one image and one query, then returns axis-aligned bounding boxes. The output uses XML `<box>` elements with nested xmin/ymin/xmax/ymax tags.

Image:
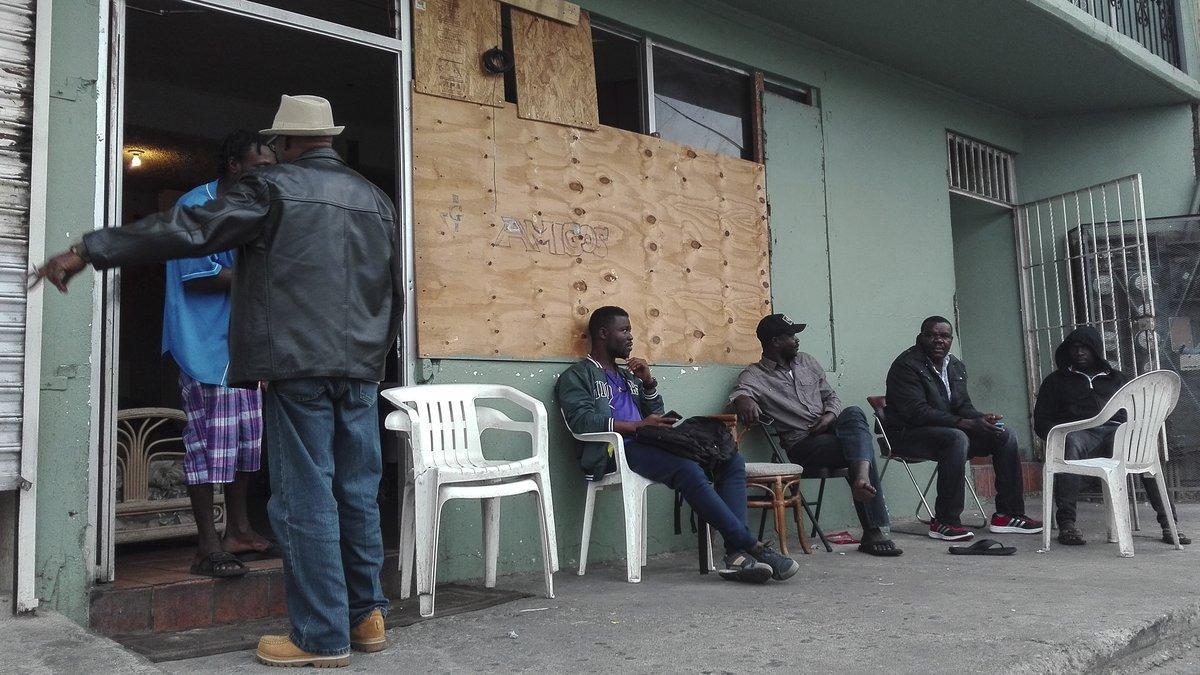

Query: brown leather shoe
<box><xmin>350</xmin><ymin>609</ymin><xmax>387</xmax><ymax>653</ymax></box>
<box><xmin>255</xmin><ymin>635</ymin><xmax>350</xmax><ymax>668</ymax></box>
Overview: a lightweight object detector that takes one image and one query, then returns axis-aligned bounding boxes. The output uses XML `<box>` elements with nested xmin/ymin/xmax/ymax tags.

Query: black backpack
<box><xmin>633</xmin><ymin>416</ymin><xmax>738</xmax><ymax>474</ymax></box>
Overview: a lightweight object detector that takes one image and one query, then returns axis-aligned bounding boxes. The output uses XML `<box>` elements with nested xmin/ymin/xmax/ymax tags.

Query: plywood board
<box><xmin>501</xmin><ymin>0</ymin><xmax>579</xmax><ymax>25</ymax></box>
<box><xmin>413</xmin><ymin>0</ymin><xmax>505</xmax><ymax>107</ymax></box>
<box><xmin>413</xmin><ymin>93</ymin><xmax>771</xmax><ymax>365</ymax></box>
<box><xmin>510</xmin><ymin>8</ymin><xmax>599</xmax><ymax>130</ymax></box>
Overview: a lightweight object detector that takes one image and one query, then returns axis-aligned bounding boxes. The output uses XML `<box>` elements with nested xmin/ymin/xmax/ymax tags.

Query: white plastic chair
<box><xmin>569</xmin><ymin>421</ymin><xmax>716</xmax><ymax>582</ymax></box>
<box><xmin>382</xmin><ymin>384</ymin><xmax>558</xmax><ymax>616</ymax></box>
<box><xmin>1041</xmin><ymin>370</ymin><xmax>1182</xmax><ymax>557</ymax></box>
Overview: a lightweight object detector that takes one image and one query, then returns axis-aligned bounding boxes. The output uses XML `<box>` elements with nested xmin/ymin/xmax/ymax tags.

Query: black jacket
<box><xmin>82</xmin><ymin>148</ymin><xmax>402</xmax><ymax>387</ymax></box>
<box><xmin>1032</xmin><ymin>326</ymin><xmax>1128</xmax><ymax>439</ymax></box>
<box><xmin>884</xmin><ymin>343</ymin><xmax>983</xmax><ymax>435</ymax></box>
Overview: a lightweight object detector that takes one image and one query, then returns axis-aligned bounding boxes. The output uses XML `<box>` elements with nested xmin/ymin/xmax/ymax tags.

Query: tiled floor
<box><xmin>112</xmin><ymin>544</ymin><xmax>281</xmax><ymax>589</ymax></box>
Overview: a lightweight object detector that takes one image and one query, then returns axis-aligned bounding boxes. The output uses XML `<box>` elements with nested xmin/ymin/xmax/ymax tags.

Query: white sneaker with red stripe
<box><xmin>989</xmin><ymin>513</ymin><xmax>1043</xmax><ymax>534</ymax></box>
<box><xmin>928</xmin><ymin>520</ymin><xmax>974</xmax><ymax>541</ymax></box>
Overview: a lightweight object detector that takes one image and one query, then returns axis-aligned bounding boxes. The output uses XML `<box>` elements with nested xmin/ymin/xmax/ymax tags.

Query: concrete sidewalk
<box><xmin>14</xmin><ymin>500</ymin><xmax>1200</xmax><ymax>674</ymax></box>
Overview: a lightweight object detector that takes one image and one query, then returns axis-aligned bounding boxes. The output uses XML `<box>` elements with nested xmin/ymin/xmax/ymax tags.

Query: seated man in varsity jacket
<box><xmin>1033</xmin><ymin>325</ymin><xmax>1189</xmax><ymax>546</ymax></box>
<box><xmin>555</xmin><ymin>306</ymin><xmax>798</xmax><ymax>584</ymax></box>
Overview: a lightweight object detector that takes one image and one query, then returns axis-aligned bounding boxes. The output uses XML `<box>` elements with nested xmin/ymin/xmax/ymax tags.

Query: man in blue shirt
<box><xmin>164</xmin><ymin>130</ymin><xmax>276</xmax><ymax>577</ymax></box>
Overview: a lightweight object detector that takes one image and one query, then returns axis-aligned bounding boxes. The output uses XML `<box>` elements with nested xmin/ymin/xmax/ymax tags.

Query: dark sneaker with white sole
<box><xmin>1162</xmin><ymin>529</ymin><xmax>1192</xmax><ymax>545</ymax></box>
<box><xmin>718</xmin><ymin>550</ymin><xmax>773</xmax><ymax>584</ymax></box>
<box><xmin>988</xmin><ymin>513</ymin><xmax>1043</xmax><ymax>534</ymax></box>
<box><xmin>748</xmin><ymin>542</ymin><xmax>799</xmax><ymax>581</ymax></box>
<box><xmin>928</xmin><ymin>519</ymin><xmax>974</xmax><ymax>541</ymax></box>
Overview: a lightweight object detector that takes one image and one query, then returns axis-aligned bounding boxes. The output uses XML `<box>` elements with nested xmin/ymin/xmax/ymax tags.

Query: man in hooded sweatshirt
<box><xmin>1033</xmin><ymin>326</ymin><xmax>1190</xmax><ymax>546</ymax></box>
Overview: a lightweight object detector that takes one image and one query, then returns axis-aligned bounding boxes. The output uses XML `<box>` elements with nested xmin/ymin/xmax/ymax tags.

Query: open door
<box><xmin>1014</xmin><ymin>174</ymin><xmax>1162</xmax><ymax>451</ymax></box>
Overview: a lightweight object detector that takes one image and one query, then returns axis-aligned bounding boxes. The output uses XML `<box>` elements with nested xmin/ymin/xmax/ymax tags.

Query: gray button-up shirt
<box><xmin>729</xmin><ymin>353</ymin><xmax>843</xmax><ymax>447</ymax></box>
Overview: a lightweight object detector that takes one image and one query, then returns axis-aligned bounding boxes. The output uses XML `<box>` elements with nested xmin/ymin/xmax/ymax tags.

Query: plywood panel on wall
<box><xmin>501</xmin><ymin>0</ymin><xmax>580</xmax><ymax>25</ymax></box>
<box><xmin>413</xmin><ymin>92</ymin><xmax>770</xmax><ymax>365</ymax></box>
<box><xmin>510</xmin><ymin>8</ymin><xmax>599</xmax><ymax>130</ymax></box>
<box><xmin>413</xmin><ymin>0</ymin><xmax>505</xmax><ymax>107</ymax></box>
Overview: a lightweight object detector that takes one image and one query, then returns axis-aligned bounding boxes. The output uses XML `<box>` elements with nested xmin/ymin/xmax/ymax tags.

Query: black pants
<box><xmin>785</xmin><ymin>406</ymin><xmax>889</xmax><ymax>530</ymax></box>
<box><xmin>889</xmin><ymin>425</ymin><xmax>1025</xmax><ymax>525</ymax></box>
<box><xmin>1055</xmin><ymin>424</ymin><xmax>1178</xmax><ymax>528</ymax></box>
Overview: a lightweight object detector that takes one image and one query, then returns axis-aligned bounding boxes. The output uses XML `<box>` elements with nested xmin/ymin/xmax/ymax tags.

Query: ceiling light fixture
<box><xmin>129</xmin><ymin>150</ymin><xmax>144</xmax><ymax>168</ymax></box>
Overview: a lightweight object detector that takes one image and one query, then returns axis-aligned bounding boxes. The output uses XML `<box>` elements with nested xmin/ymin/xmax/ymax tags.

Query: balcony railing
<box><xmin>1073</xmin><ymin>0</ymin><xmax>1181</xmax><ymax>67</ymax></box>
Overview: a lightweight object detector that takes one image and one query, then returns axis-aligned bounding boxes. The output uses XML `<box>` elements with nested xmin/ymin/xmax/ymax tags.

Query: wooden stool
<box><xmin>746</xmin><ymin>462</ymin><xmax>811</xmax><ymax>555</ymax></box>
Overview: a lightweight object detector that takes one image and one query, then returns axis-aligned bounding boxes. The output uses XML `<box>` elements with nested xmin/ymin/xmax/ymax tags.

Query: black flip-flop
<box><xmin>190</xmin><ymin>551</ymin><xmax>249</xmax><ymax>578</ymax></box>
<box><xmin>858</xmin><ymin>539</ymin><xmax>904</xmax><ymax>557</ymax></box>
<box><xmin>948</xmin><ymin>538</ymin><xmax>1015</xmax><ymax>556</ymax></box>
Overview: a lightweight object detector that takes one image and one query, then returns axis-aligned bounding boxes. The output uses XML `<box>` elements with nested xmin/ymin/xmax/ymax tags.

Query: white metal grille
<box><xmin>947</xmin><ymin>131</ymin><xmax>1016</xmax><ymax>206</ymax></box>
<box><xmin>1014</xmin><ymin>175</ymin><xmax>1163</xmax><ymax>452</ymax></box>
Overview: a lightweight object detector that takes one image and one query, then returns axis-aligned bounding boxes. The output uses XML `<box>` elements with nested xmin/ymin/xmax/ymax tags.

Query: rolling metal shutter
<box><xmin>0</xmin><ymin>0</ymin><xmax>35</xmax><ymax>491</ymax></box>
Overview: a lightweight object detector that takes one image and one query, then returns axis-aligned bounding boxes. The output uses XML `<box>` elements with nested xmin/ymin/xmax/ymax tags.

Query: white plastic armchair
<box><xmin>382</xmin><ymin>384</ymin><xmax>558</xmax><ymax>617</ymax></box>
<box><xmin>567</xmin><ymin>417</ymin><xmax>662</xmax><ymax>583</ymax></box>
<box><xmin>1041</xmin><ymin>369</ymin><xmax>1182</xmax><ymax>557</ymax></box>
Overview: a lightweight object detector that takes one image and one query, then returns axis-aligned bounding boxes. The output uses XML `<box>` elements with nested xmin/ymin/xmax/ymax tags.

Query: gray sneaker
<box><xmin>749</xmin><ymin>542</ymin><xmax>799</xmax><ymax>581</ymax></box>
<box><xmin>719</xmin><ymin>550</ymin><xmax>772</xmax><ymax>584</ymax></box>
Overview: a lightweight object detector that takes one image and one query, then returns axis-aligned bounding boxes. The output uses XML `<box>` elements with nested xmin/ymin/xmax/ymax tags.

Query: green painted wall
<box><xmin>35</xmin><ymin>0</ymin><xmax>104</xmax><ymax>624</ymax></box>
<box><xmin>1019</xmin><ymin>105</ymin><xmax>1197</xmax><ymax>217</ymax></box>
<box><xmin>950</xmin><ymin>196</ymin><xmax>1033</xmax><ymax>453</ymax></box>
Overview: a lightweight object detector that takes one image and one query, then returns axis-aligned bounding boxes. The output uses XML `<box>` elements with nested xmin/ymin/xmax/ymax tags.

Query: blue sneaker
<box><xmin>749</xmin><ymin>542</ymin><xmax>799</xmax><ymax>581</ymax></box>
<box><xmin>719</xmin><ymin>550</ymin><xmax>772</xmax><ymax>584</ymax></box>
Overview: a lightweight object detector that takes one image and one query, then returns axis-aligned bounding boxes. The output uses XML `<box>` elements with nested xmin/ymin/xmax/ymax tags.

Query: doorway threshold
<box><xmin>109</xmin><ymin>583</ymin><xmax>529</xmax><ymax>663</ymax></box>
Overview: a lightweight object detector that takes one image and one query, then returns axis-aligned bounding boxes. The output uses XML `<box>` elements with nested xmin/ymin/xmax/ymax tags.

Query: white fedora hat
<box><xmin>261</xmin><ymin>94</ymin><xmax>345</xmax><ymax>136</ymax></box>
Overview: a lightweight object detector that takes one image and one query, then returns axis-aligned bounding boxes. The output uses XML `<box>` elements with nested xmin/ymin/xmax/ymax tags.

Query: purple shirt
<box><xmin>606</xmin><ymin>369</ymin><xmax>643</xmax><ymax>435</ymax></box>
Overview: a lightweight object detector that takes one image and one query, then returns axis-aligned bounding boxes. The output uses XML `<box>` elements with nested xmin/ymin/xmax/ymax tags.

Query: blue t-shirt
<box><xmin>161</xmin><ymin>181</ymin><xmax>236</xmax><ymax>385</ymax></box>
<box><xmin>606</xmin><ymin>369</ymin><xmax>643</xmax><ymax>437</ymax></box>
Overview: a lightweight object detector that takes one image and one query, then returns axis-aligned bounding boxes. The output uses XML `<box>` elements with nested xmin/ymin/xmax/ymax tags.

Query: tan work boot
<box><xmin>350</xmin><ymin>608</ymin><xmax>387</xmax><ymax>653</ymax></box>
<box><xmin>255</xmin><ymin>635</ymin><xmax>350</xmax><ymax>668</ymax></box>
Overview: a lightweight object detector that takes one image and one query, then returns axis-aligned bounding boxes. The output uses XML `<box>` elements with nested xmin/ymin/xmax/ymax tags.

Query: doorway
<box><xmin>98</xmin><ymin>0</ymin><xmax>408</xmax><ymax>587</ymax></box>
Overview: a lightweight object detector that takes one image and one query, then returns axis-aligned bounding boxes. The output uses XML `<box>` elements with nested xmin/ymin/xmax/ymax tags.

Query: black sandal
<box><xmin>1058</xmin><ymin>527</ymin><xmax>1086</xmax><ymax>546</ymax></box>
<box><xmin>190</xmin><ymin>551</ymin><xmax>248</xmax><ymax>578</ymax></box>
<box><xmin>948</xmin><ymin>538</ymin><xmax>1016</xmax><ymax>556</ymax></box>
<box><xmin>857</xmin><ymin>539</ymin><xmax>903</xmax><ymax>557</ymax></box>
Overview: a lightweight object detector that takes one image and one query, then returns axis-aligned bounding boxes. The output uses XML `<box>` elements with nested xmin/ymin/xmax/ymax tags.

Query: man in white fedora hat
<box><xmin>36</xmin><ymin>94</ymin><xmax>401</xmax><ymax>668</ymax></box>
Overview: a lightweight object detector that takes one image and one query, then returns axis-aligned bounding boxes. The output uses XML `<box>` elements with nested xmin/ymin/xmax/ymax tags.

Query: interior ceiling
<box><xmin>125</xmin><ymin>0</ymin><xmax>397</xmax><ymax>128</ymax></box>
<box><xmin>729</xmin><ymin>0</ymin><xmax>1196</xmax><ymax>116</ymax></box>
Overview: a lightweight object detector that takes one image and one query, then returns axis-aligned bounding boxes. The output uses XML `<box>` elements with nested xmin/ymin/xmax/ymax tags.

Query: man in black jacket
<box><xmin>36</xmin><ymin>95</ymin><xmax>398</xmax><ymax>667</ymax></box>
<box><xmin>1033</xmin><ymin>326</ymin><xmax>1189</xmax><ymax>546</ymax></box>
<box><xmin>885</xmin><ymin>316</ymin><xmax>1042</xmax><ymax>541</ymax></box>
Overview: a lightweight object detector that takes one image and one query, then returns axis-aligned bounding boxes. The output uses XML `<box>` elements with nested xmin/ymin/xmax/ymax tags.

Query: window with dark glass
<box><xmin>592</xmin><ymin>26</ymin><xmax>643</xmax><ymax>133</ymax></box>
<box><xmin>651</xmin><ymin>47</ymin><xmax>752</xmax><ymax>160</ymax></box>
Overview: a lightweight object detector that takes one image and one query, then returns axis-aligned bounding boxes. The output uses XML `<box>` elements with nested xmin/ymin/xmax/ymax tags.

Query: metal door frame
<box><xmin>95</xmin><ymin>0</ymin><xmax>414</xmax><ymax>582</ymax></box>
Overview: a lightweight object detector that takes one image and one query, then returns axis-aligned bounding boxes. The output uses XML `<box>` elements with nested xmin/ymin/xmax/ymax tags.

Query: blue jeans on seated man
<box><xmin>784</xmin><ymin>406</ymin><xmax>890</xmax><ymax>531</ymax></box>
<box><xmin>264</xmin><ymin>377</ymin><xmax>390</xmax><ymax>657</ymax></box>
<box><xmin>889</xmin><ymin>424</ymin><xmax>1025</xmax><ymax>525</ymax></box>
<box><xmin>1056</xmin><ymin>424</ymin><xmax>1178</xmax><ymax>528</ymax></box>
<box><xmin>622</xmin><ymin>441</ymin><xmax>758</xmax><ymax>554</ymax></box>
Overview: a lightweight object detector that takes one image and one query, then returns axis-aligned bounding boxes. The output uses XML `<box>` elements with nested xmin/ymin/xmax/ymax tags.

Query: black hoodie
<box><xmin>1032</xmin><ymin>326</ymin><xmax>1129</xmax><ymax>439</ymax></box>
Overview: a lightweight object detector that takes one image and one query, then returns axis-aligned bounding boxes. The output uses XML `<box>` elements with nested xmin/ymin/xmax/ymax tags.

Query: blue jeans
<box><xmin>623</xmin><ymin>441</ymin><xmax>757</xmax><ymax>554</ymax></box>
<box><xmin>264</xmin><ymin>377</ymin><xmax>389</xmax><ymax>656</ymax></box>
<box><xmin>785</xmin><ymin>406</ymin><xmax>891</xmax><ymax>530</ymax></box>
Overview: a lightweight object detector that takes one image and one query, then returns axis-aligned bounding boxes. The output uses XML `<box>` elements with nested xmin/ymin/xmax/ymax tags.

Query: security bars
<box><xmin>947</xmin><ymin>132</ymin><xmax>1015</xmax><ymax>207</ymax></box>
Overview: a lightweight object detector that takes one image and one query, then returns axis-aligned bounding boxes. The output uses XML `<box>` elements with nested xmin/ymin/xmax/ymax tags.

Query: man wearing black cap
<box><xmin>730</xmin><ymin>314</ymin><xmax>902</xmax><ymax>556</ymax></box>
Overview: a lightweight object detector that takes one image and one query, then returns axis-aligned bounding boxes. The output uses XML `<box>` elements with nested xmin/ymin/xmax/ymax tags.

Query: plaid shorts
<box><xmin>180</xmin><ymin>372</ymin><xmax>263</xmax><ymax>485</ymax></box>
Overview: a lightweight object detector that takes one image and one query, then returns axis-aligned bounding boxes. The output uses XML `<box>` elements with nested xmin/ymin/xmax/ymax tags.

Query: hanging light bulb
<box><xmin>129</xmin><ymin>150</ymin><xmax>143</xmax><ymax>168</ymax></box>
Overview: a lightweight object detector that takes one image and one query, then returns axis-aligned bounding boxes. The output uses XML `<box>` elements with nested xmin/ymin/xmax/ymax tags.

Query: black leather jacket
<box><xmin>82</xmin><ymin>148</ymin><xmax>402</xmax><ymax>387</ymax></box>
<box><xmin>884</xmin><ymin>344</ymin><xmax>984</xmax><ymax>435</ymax></box>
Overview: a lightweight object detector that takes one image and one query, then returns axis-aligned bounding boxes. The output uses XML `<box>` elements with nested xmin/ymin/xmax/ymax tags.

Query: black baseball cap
<box><xmin>756</xmin><ymin>314</ymin><xmax>807</xmax><ymax>341</ymax></box>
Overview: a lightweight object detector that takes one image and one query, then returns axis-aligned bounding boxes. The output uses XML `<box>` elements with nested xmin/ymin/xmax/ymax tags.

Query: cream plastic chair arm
<box><xmin>571</xmin><ymin>430</ymin><xmax>630</xmax><ymax>472</ymax></box>
<box><xmin>382</xmin><ymin>401</ymin><xmax>435</xmax><ymax>473</ymax></box>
